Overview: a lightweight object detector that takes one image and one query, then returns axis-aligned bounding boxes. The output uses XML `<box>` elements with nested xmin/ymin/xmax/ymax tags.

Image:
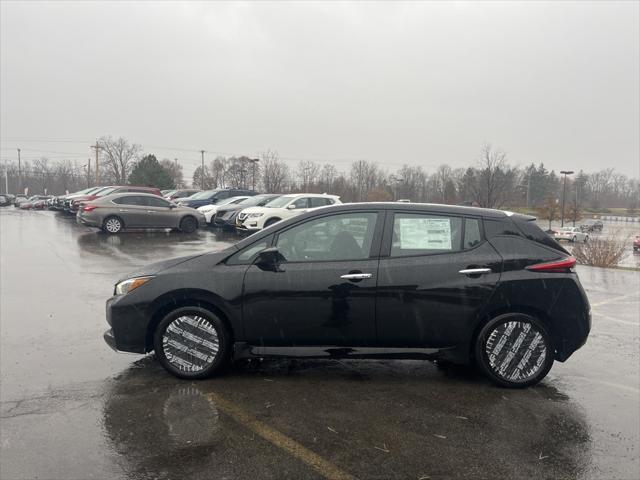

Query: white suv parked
<box><xmin>236</xmin><ymin>193</ymin><xmax>341</xmax><ymax>232</ymax></box>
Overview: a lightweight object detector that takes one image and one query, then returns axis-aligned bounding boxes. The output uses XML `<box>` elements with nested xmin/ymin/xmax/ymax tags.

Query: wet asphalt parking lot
<box><xmin>1</xmin><ymin>208</ymin><xmax>639</xmax><ymax>480</ymax></box>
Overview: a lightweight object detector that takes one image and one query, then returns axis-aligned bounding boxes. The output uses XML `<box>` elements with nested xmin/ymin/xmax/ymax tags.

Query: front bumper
<box><xmin>103</xmin><ymin>329</ymin><xmax>117</xmax><ymax>351</ymax></box>
<box><xmin>104</xmin><ymin>294</ymin><xmax>150</xmax><ymax>354</ymax></box>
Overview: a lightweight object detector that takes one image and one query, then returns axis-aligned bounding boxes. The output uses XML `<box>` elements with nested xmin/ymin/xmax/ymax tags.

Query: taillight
<box><xmin>83</xmin><ymin>205</ymin><xmax>98</xmax><ymax>212</ymax></box>
<box><xmin>526</xmin><ymin>256</ymin><xmax>576</xmax><ymax>273</ymax></box>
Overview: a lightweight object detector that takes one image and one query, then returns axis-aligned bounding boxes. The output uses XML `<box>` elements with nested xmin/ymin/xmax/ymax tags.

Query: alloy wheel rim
<box><xmin>106</xmin><ymin>219</ymin><xmax>121</xmax><ymax>232</ymax></box>
<box><xmin>162</xmin><ymin>315</ymin><xmax>220</xmax><ymax>373</ymax></box>
<box><xmin>484</xmin><ymin>320</ymin><xmax>547</xmax><ymax>383</ymax></box>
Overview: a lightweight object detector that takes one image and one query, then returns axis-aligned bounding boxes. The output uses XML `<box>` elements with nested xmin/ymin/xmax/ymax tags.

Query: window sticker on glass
<box><xmin>399</xmin><ymin>217</ymin><xmax>452</xmax><ymax>250</ymax></box>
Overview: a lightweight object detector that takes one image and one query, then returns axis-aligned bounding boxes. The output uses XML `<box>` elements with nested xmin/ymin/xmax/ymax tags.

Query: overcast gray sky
<box><xmin>1</xmin><ymin>0</ymin><xmax>639</xmax><ymax>179</ymax></box>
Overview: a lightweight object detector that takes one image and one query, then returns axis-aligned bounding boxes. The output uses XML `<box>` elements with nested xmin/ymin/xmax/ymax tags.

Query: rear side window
<box><xmin>514</xmin><ymin>218</ymin><xmax>568</xmax><ymax>253</ymax></box>
<box><xmin>112</xmin><ymin>196</ymin><xmax>144</xmax><ymax>206</ymax></box>
<box><xmin>391</xmin><ymin>213</ymin><xmax>462</xmax><ymax>257</ymax></box>
<box><xmin>310</xmin><ymin>197</ymin><xmax>332</xmax><ymax>208</ymax></box>
<box><xmin>464</xmin><ymin>218</ymin><xmax>482</xmax><ymax>249</ymax></box>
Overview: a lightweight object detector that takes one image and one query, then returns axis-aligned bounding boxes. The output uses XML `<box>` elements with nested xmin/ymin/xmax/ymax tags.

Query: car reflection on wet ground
<box><xmin>1</xmin><ymin>208</ymin><xmax>639</xmax><ymax>480</ymax></box>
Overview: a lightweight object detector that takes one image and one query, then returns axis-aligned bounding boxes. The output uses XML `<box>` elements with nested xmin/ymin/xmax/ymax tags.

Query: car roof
<box><xmin>307</xmin><ymin>202</ymin><xmax>510</xmax><ymax>218</ymax></box>
<box><xmin>281</xmin><ymin>193</ymin><xmax>339</xmax><ymax>198</ymax></box>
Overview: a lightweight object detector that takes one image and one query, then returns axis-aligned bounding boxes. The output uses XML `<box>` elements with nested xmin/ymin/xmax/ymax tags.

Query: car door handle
<box><xmin>340</xmin><ymin>273</ymin><xmax>373</xmax><ymax>280</ymax></box>
<box><xmin>458</xmin><ymin>268</ymin><xmax>492</xmax><ymax>275</ymax></box>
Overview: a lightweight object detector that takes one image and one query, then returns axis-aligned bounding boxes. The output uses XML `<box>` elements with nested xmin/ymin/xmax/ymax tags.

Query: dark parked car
<box><xmin>164</xmin><ymin>189</ymin><xmax>201</xmax><ymax>201</ymax></box>
<box><xmin>104</xmin><ymin>203</ymin><xmax>590</xmax><ymax>388</ymax></box>
<box><xmin>0</xmin><ymin>194</ymin><xmax>14</xmax><ymax>206</ymax></box>
<box><xmin>212</xmin><ymin>193</ymin><xmax>282</xmax><ymax>229</ymax></box>
<box><xmin>579</xmin><ymin>219</ymin><xmax>603</xmax><ymax>232</ymax></box>
<box><xmin>77</xmin><ymin>192</ymin><xmax>205</xmax><ymax>234</ymax></box>
<box><xmin>68</xmin><ymin>185</ymin><xmax>162</xmax><ymax>213</ymax></box>
<box><xmin>176</xmin><ymin>188</ymin><xmax>257</xmax><ymax>209</ymax></box>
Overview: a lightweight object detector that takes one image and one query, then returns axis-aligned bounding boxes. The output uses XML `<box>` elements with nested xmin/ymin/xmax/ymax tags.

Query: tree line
<box><xmin>1</xmin><ymin>136</ymin><xmax>638</xmax><ymax>213</ymax></box>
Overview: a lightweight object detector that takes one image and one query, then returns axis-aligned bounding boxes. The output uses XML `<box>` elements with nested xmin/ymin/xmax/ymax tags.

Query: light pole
<box><xmin>249</xmin><ymin>158</ymin><xmax>259</xmax><ymax>190</ymax></box>
<box><xmin>560</xmin><ymin>170</ymin><xmax>574</xmax><ymax>227</ymax></box>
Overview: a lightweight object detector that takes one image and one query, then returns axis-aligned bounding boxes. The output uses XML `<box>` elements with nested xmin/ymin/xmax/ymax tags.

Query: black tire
<box><xmin>584</xmin><ymin>236</ymin><xmax>589</xmax><ymax>243</ymax></box>
<box><xmin>474</xmin><ymin>313</ymin><xmax>554</xmax><ymax>388</ymax></box>
<box><xmin>102</xmin><ymin>216</ymin><xmax>123</xmax><ymax>234</ymax></box>
<box><xmin>264</xmin><ymin>217</ymin><xmax>280</xmax><ymax>228</ymax></box>
<box><xmin>180</xmin><ymin>216</ymin><xmax>198</xmax><ymax>233</ymax></box>
<box><xmin>153</xmin><ymin>306</ymin><xmax>231</xmax><ymax>379</ymax></box>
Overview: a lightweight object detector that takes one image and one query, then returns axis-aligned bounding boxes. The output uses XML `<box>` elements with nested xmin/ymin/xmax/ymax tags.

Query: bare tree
<box><xmin>33</xmin><ymin>157</ymin><xmax>53</xmax><ymax>193</ymax></box>
<box><xmin>469</xmin><ymin>144</ymin><xmax>517</xmax><ymax>209</ymax></box>
<box><xmin>160</xmin><ymin>159</ymin><xmax>184</xmax><ymax>188</ymax></box>
<box><xmin>296</xmin><ymin>160</ymin><xmax>321</xmax><ymax>191</ymax></box>
<box><xmin>209</xmin><ymin>156</ymin><xmax>227</xmax><ymax>188</ymax></box>
<box><xmin>318</xmin><ymin>163</ymin><xmax>338</xmax><ymax>192</ymax></box>
<box><xmin>54</xmin><ymin>159</ymin><xmax>76</xmax><ymax>192</ymax></box>
<box><xmin>98</xmin><ymin>136</ymin><xmax>142</xmax><ymax>185</ymax></box>
<box><xmin>192</xmin><ymin>165</ymin><xmax>213</xmax><ymax>189</ymax></box>
<box><xmin>260</xmin><ymin>150</ymin><xmax>289</xmax><ymax>193</ymax></box>
<box><xmin>349</xmin><ymin>160</ymin><xmax>379</xmax><ymax>201</ymax></box>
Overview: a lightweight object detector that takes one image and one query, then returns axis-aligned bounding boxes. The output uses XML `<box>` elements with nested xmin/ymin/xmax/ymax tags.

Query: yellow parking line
<box><xmin>590</xmin><ymin>292</ymin><xmax>639</xmax><ymax>308</ymax></box>
<box><xmin>207</xmin><ymin>392</ymin><xmax>356</xmax><ymax>480</ymax></box>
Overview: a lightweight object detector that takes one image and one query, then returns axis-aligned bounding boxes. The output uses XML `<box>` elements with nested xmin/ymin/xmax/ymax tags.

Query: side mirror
<box><xmin>254</xmin><ymin>247</ymin><xmax>284</xmax><ymax>272</ymax></box>
<box><xmin>169</xmin><ymin>203</ymin><xmax>177</xmax><ymax>209</ymax></box>
<box><xmin>287</xmin><ymin>204</ymin><xmax>296</xmax><ymax>210</ymax></box>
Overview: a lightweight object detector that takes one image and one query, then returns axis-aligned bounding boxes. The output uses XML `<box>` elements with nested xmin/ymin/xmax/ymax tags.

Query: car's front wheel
<box><xmin>153</xmin><ymin>307</ymin><xmax>230</xmax><ymax>379</ymax></box>
<box><xmin>475</xmin><ymin>313</ymin><xmax>554</xmax><ymax>388</ymax></box>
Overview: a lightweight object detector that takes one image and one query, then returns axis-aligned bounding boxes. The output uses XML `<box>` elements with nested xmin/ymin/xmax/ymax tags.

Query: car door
<box><xmin>376</xmin><ymin>211</ymin><xmax>502</xmax><ymax>348</ymax></box>
<box><xmin>241</xmin><ymin>210</ymin><xmax>384</xmax><ymax>347</ymax></box>
<box><xmin>140</xmin><ymin>196</ymin><xmax>176</xmax><ymax>227</ymax></box>
<box><xmin>111</xmin><ymin>196</ymin><xmax>148</xmax><ymax>227</ymax></box>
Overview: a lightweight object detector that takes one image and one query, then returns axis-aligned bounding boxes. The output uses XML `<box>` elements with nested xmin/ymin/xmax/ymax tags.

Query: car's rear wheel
<box><xmin>153</xmin><ymin>307</ymin><xmax>230</xmax><ymax>379</ymax></box>
<box><xmin>103</xmin><ymin>216</ymin><xmax>123</xmax><ymax>234</ymax></box>
<box><xmin>180</xmin><ymin>216</ymin><xmax>197</xmax><ymax>233</ymax></box>
<box><xmin>475</xmin><ymin>313</ymin><xmax>554</xmax><ymax>388</ymax></box>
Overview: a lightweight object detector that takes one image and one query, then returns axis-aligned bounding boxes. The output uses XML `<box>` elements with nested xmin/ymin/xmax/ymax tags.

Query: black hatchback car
<box><xmin>104</xmin><ymin>203</ymin><xmax>590</xmax><ymax>388</ymax></box>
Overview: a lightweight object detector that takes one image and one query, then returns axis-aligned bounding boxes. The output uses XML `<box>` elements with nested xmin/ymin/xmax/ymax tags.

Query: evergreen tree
<box><xmin>128</xmin><ymin>154</ymin><xmax>175</xmax><ymax>189</ymax></box>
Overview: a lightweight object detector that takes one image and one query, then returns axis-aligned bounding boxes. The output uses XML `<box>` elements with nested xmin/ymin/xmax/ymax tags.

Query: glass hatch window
<box><xmin>189</xmin><ymin>190</ymin><xmax>219</xmax><ymax>200</ymax></box>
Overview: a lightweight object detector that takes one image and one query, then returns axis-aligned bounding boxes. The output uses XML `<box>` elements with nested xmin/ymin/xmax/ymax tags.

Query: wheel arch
<box><xmin>145</xmin><ymin>288</ymin><xmax>237</xmax><ymax>352</ymax></box>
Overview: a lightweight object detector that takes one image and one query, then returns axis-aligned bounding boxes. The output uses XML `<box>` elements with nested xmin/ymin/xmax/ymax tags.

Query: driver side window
<box><xmin>275</xmin><ymin>212</ymin><xmax>378</xmax><ymax>262</ymax></box>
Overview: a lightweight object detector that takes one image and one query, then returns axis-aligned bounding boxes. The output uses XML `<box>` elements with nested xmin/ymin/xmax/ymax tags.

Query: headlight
<box><xmin>114</xmin><ymin>276</ymin><xmax>155</xmax><ymax>295</ymax></box>
<box><xmin>249</xmin><ymin>213</ymin><xmax>264</xmax><ymax>218</ymax></box>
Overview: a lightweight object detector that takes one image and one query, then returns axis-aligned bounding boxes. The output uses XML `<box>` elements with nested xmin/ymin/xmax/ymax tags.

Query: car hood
<box><xmin>240</xmin><ymin>206</ymin><xmax>278</xmax><ymax>215</ymax></box>
<box><xmin>119</xmin><ymin>250</ymin><xmax>231</xmax><ymax>280</ymax></box>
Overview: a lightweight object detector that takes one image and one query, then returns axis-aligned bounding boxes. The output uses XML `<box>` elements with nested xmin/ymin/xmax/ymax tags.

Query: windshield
<box><xmin>95</xmin><ymin>187</ymin><xmax>117</xmax><ymax>197</ymax></box>
<box><xmin>188</xmin><ymin>190</ymin><xmax>218</xmax><ymax>200</ymax></box>
<box><xmin>238</xmin><ymin>195</ymin><xmax>275</xmax><ymax>206</ymax></box>
<box><xmin>264</xmin><ymin>196</ymin><xmax>295</xmax><ymax>208</ymax></box>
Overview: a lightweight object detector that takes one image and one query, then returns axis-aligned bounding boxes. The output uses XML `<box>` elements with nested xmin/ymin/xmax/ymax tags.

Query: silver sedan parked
<box><xmin>77</xmin><ymin>192</ymin><xmax>206</xmax><ymax>234</ymax></box>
